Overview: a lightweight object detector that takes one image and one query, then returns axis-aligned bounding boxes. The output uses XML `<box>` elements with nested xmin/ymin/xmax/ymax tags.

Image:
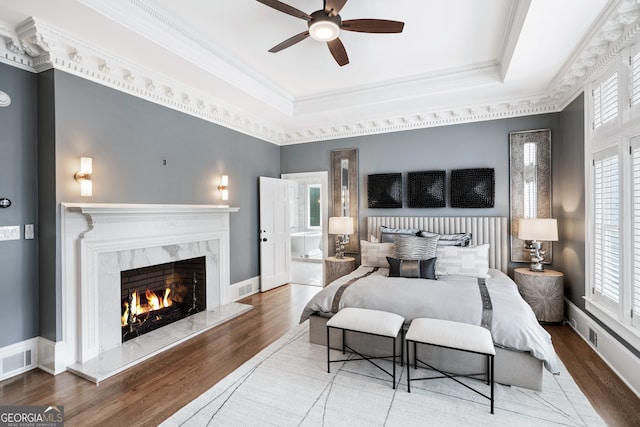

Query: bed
<box><xmin>301</xmin><ymin>216</ymin><xmax>561</xmax><ymax>391</ymax></box>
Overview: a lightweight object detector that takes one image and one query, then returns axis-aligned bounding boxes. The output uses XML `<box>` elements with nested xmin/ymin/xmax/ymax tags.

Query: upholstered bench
<box><xmin>326</xmin><ymin>307</ymin><xmax>405</xmax><ymax>389</ymax></box>
<box><xmin>405</xmin><ymin>318</ymin><xmax>496</xmax><ymax>414</ymax></box>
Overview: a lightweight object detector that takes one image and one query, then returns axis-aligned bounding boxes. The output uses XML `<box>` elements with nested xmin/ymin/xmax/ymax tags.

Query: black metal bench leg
<box><xmin>490</xmin><ymin>355</ymin><xmax>494</xmax><ymax>414</ymax></box>
<box><xmin>392</xmin><ymin>335</ymin><xmax>396</xmax><ymax>389</ymax></box>
<box><xmin>406</xmin><ymin>339</ymin><xmax>411</xmax><ymax>393</ymax></box>
<box><xmin>327</xmin><ymin>326</ymin><xmax>330</xmax><ymax>373</ymax></box>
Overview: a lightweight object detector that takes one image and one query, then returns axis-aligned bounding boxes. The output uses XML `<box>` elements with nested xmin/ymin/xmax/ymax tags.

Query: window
<box><xmin>586</xmin><ymin>46</ymin><xmax>640</xmax><ymax>349</ymax></box>
<box><xmin>592</xmin><ymin>147</ymin><xmax>621</xmax><ymax>310</ymax></box>
<box><xmin>592</xmin><ymin>70</ymin><xmax>619</xmax><ymax>129</ymax></box>
<box><xmin>632</xmin><ymin>139</ymin><xmax>640</xmax><ymax>327</ymax></box>
<box><xmin>307</xmin><ymin>184</ymin><xmax>321</xmax><ymax>229</ymax></box>
<box><xmin>630</xmin><ymin>48</ymin><xmax>640</xmax><ymax>108</ymax></box>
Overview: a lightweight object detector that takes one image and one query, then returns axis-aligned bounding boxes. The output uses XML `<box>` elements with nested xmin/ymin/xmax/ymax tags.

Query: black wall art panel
<box><xmin>450</xmin><ymin>168</ymin><xmax>495</xmax><ymax>208</ymax></box>
<box><xmin>368</xmin><ymin>173</ymin><xmax>402</xmax><ymax>208</ymax></box>
<box><xmin>408</xmin><ymin>170</ymin><xmax>446</xmax><ymax>208</ymax></box>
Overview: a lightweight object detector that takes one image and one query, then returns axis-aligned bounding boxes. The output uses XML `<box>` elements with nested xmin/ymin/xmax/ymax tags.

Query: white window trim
<box><xmin>585</xmin><ymin>44</ymin><xmax>640</xmax><ymax>354</ymax></box>
<box><xmin>629</xmin><ymin>43</ymin><xmax>640</xmax><ymax>118</ymax></box>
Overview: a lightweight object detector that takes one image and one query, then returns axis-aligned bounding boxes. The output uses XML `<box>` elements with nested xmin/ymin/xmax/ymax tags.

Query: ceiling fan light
<box><xmin>309</xmin><ymin>20</ymin><xmax>340</xmax><ymax>41</ymax></box>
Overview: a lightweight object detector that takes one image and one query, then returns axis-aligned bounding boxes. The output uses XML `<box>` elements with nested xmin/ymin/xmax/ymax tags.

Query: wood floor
<box><xmin>1</xmin><ymin>283</ymin><xmax>639</xmax><ymax>426</ymax></box>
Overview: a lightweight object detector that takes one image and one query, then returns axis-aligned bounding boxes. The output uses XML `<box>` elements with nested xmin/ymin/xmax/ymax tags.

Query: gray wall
<box><xmin>29</xmin><ymin>69</ymin><xmax>280</xmax><ymax>344</ymax></box>
<box><xmin>281</xmin><ymin>114</ymin><xmax>561</xmax><ymax>273</ymax></box>
<box><xmin>0</xmin><ymin>63</ymin><xmax>39</xmax><ymax>347</ymax></box>
<box><xmin>555</xmin><ymin>94</ymin><xmax>586</xmax><ymax>310</ymax></box>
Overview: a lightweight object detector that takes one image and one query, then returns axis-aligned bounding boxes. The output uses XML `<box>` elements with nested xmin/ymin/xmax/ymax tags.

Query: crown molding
<box><xmin>0</xmin><ymin>17</ymin><xmax>284</xmax><ymax>144</ymax></box>
<box><xmin>549</xmin><ymin>0</ymin><xmax>640</xmax><ymax>111</ymax></box>
<box><xmin>0</xmin><ymin>1</ymin><xmax>638</xmax><ymax>146</ymax></box>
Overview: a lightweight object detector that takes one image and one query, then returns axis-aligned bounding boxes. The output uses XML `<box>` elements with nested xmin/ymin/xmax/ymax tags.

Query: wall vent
<box><xmin>589</xmin><ymin>328</ymin><xmax>598</xmax><ymax>347</ymax></box>
<box><xmin>0</xmin><ymin>341</ymin><xmax>37</xmax><ymax>381</ymax></box>
<box><xmin>238</xmin><ymin>284</ymin><xmax>252</xmax><ymax>296</ymax></box>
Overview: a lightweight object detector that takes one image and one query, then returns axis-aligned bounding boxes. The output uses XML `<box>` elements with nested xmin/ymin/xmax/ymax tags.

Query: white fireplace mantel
<box><xmin>52</xmin><ymin>203</ymin><xmax>239</xmax><ymax>376</ymax></box>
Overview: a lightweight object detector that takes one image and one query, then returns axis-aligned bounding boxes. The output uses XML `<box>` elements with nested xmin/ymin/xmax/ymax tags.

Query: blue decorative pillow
<box><xmin>386</xmin><ymin>257</ymin><xmax>437</xmax><ymax>279</ymax></box>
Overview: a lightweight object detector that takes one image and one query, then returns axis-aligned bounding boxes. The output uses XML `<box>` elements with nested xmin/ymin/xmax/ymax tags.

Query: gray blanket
<box><xmin>300</xmin><ymin>266</ymin><xmax>560</xmax><ymax>374</ymax></box>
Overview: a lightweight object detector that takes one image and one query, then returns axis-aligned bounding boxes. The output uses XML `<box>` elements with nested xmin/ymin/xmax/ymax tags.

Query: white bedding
<box><xmin>301</xmin><ymin>266</ymin><xmax>560</xmax><ymax>373</ymax></box>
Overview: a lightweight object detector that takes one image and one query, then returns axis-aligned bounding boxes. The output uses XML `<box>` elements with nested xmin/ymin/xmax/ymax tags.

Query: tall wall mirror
<box><xmin>509</xmin><ymin>129</ymin><xmax>552</xmax><ymax>263</ymax></box>
<box><xmin>331</xmin><ymin>149</ymin><xmax>359</xmax><ymax>254</ymax></box>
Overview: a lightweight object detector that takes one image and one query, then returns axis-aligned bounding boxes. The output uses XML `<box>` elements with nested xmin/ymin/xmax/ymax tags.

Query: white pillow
<box><xmin>361</xmin><ymin>240</ymin><xmax>395</xmax><ymax>268</ymax></box>
<box><xmin>435</xmin><ymin>244</ymin><xmax>491</xmax><ymax>278</ymax></box>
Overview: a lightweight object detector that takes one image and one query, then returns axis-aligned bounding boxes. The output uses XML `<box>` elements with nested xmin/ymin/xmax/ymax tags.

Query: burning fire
<box><xmin>121</xmin><ymin>287</ymin><xmax>173</xmax><ymax>327</ymax></box>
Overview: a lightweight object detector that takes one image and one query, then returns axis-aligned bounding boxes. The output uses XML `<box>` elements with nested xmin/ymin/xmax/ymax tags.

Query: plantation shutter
<box><xmin>631</xmin><ymin>48</ymin><xmax>640</xmax><ymax>108</ymax></box>
<box><xmin>632</xmin><ymin>138</ymin><xmax>640</xmax><ymax>327</ymax></box>
<box><xmin>593</xmin><ymin>71</ymin><xmax>619</xmax><ymax>129</ymax></box>
<box><xmin>593</xmin><ymin>147</ymin><xmax>621</xmax><ymax>307</ymax></box>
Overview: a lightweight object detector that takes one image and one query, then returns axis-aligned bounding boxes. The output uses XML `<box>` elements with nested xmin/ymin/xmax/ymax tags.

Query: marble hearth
<box><xmin>57</xmin><ymin>203</ymin><xmax>247</xmax><ymax>383</ymax></box>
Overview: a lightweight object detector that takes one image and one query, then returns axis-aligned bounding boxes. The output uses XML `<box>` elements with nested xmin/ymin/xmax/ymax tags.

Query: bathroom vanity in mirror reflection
<box><xmin>509</xmin><ymin>129</ymin><xmax>552</xmax><ymax>263</ymax></box>
<box><xmin>331</xmin><ymin>149</ymin><xmax>359</xmax><ymax>255</ymax></box>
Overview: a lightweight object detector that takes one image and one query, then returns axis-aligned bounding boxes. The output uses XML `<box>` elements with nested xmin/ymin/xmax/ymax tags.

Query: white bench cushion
<box><xmin>327</xmin><ymin>307</ymin><xmax>404</xmax><ymax>338</ymax></box>
<box><xmin>406</xmin><ymin>318</ymin><xmax>495</xmax><ymax>355</ymax></box>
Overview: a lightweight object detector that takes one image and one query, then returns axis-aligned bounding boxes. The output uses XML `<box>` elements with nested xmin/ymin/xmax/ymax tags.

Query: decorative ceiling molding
<box><xmin>0</xmin><ymin>1</ymin><xmax>638</xmax><ymax>145</ymax></box>
<box><xmin>0</xmin><ymin>18</ymin><xmax>284</xmax><ymax>144</ymax></box>
<box><xmin>549</xmin><ymin>0</ymin><xmax>640</xmax><ymax>110</ymax></box>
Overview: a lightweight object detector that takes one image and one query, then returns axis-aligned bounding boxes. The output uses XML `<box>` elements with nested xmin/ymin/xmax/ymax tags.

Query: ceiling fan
<box><xmin>257</xmin><ymin>0</ymin><xmax>405</xmax><ymax>66</ymax></box>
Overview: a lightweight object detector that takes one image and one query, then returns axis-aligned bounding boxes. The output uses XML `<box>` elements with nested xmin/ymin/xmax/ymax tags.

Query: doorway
<box><xmin>282</xmin><ymin>171</ymin><xmax>328</xmax><ymax>287</ymax></box>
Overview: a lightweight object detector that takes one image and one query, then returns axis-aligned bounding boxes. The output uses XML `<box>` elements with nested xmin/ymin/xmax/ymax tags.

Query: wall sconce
<box><xmin>218</xmin><ymin>175</ymin><xmax>229</xmax><ymax>201</ymax></box>
<box><xmin>74</xmin><ymin>157</ymin><xmax>93</xmax><ymax>197</ymax></box>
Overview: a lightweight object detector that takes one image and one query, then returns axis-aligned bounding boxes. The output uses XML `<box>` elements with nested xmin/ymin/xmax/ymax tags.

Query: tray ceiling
<box><xmin>0</xmin><ymin>0</ymin><xmax>634</xmax><ymax>144</ymax></box>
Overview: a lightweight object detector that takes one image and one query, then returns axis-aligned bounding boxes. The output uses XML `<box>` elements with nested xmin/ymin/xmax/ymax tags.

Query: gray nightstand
<box><xmin>324</xmin><ymin>256</ymin><xmax>356</xmax><ymax>286</ymax></box>
<box><xmin>514</xmin><ymin>268</ymin><xmax>564</xmax><ymax>323</ymax></box>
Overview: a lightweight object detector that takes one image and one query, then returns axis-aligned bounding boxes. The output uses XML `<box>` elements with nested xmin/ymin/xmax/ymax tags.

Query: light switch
<box><xmin>25</xmin><ymin>224</ymin><xmax>34</xmax><ymax>239</ymax></box>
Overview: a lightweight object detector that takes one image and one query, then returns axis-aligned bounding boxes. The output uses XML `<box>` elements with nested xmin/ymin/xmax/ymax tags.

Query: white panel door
<box><xmin>260</xmin><ymin>176</ymin><xmax>291</xmax><ymax>292</ymax></box>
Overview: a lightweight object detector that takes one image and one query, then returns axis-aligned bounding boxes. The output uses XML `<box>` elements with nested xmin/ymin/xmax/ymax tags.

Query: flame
<box><xmin>121</xmin><ymin>287</ymin><xmax>172</xmax><ymax>327</ymax></box>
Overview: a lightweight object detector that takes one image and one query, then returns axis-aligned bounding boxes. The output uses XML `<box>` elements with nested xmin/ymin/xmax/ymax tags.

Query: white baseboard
<box><xmin>230</xmin><ymin>276</ymin><xmax>260</xmax><ymax>301</ymax></box>
<box><xmin>565</xmin><ymin>300</ymin><xmax>640</xmax><ymax>398</ymax></box>
<box><xmin>0</xmin><ymin>338</ymin><xmax>38</xmax><ymax>381</ymax></box>
<box><xmin>37</xmin><ymin>337</ymin><xmax>68</xmax><ymax>375</ymax></box>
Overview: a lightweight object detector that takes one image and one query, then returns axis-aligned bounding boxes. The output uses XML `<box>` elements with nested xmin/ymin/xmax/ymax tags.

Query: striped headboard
<box><xmin>367</xmin><ymin>216</ymin><xmax>508</xmax><ymax>273</ymax></box>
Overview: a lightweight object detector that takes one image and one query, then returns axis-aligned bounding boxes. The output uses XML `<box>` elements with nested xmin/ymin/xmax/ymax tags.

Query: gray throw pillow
<box><xmin>379</xmin><ymin>226</ymin><xmax>421</xmax><ymax>243</ymax></box>
<box><xmin>419</xmin><ymin>231</ymin><xmax>472</xmax><ymax>247</ymax></box>
<box><xmin>395</xmin><ymin>235</ymin><xmax>439</xmax><ymax>260</ymax></box>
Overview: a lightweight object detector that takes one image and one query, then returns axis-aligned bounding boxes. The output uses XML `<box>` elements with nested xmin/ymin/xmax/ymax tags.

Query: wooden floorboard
<box><xmin>1</xmin><ymin>284</ymin><xmax>639</xmax><ymax>426</ymax></box>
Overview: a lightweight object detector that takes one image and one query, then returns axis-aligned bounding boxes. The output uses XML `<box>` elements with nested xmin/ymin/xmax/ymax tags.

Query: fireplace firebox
<box><xmin>120</xmin><ymin>256</ymin><xmax>206</xmax><ymax>342</ymax></box>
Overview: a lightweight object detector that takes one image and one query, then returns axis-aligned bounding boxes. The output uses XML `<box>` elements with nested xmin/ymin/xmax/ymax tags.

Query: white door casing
<box><xmin>259</xmin><ymin>177</ymin><xmax>291</xmax><ymax>291</ymax></box>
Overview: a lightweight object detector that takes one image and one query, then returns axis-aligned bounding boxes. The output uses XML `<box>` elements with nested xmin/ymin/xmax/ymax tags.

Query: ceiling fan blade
<box><xmin>327</xmin><ymin>38</ymin><xmax>349</xmax><ymax>66</ymax></box>
<box><xmin>324</xmin><ymin>0</ymin><xmax>348</xmax><ymax>17</ymax></box>
<box><xmin>256</xmin><ymin>0</ymin><xmax>312</xmax><ymax>21</ymax></box>
<box><xmin>341</xmin><ymin>19</ymin><xmax>405</xmax><ymax>33</ymax></box>
<box><xmin>268</xmin><ymin>31</ymin><xmax>310</xmax><ymax>53</ymax></box>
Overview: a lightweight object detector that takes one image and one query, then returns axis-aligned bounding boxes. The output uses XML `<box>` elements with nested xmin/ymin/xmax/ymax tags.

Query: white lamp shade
<box><xmin>518</xmin><ymin>218</ymin><xmax>558</xmax><ymax>241</ymax></box>
<box><xmin>329</xmin><ymin>216</ymin><xmax>354</xmax><ymax>235</ymax></box>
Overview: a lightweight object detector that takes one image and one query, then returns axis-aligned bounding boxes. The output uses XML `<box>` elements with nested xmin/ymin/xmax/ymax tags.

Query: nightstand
<box><xmin>513</xmin><ymin>268</ymin><xmax>564</xmax><ymax>323</ymax></box>
<box><xmin>324</xmin><ymin>256</ymin><xmax>356</xmax><ymax>286</ymax></box>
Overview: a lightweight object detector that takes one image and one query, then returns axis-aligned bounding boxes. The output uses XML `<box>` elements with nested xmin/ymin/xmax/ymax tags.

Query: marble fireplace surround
<box><xmin>59</xmin><ymin>203</ymin><xmax>246</xmax><ymax>382</ymax></box>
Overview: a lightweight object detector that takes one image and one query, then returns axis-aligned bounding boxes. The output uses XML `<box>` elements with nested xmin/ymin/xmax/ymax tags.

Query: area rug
<box><xmin>161</xmin><ymin>321</ymin><xmax>604</xmax><ymax>426</ymax></box>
